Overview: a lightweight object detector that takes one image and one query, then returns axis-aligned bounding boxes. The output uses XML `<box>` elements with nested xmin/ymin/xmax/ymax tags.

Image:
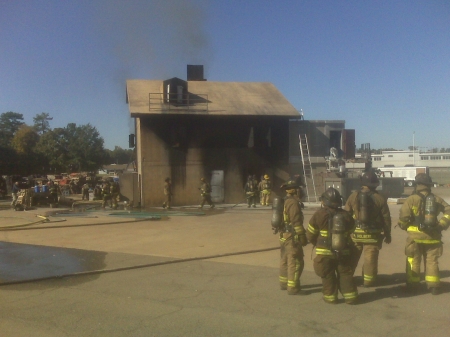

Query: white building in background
<box><xmin>370</xmin><ymin>150</ymin><xmax>450</xmax><ymax>185</ymax></box>
<box><xmin>371</xmin><ymin>150</ymin><xmax>450</xmax><ymax>168</ymax></box>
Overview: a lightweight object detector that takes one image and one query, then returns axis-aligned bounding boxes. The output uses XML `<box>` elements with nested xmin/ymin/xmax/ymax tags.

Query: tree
<box><xmin>11</xmin><ymin>125</ymin><xmax>40</xmax><ymax>154</ymax></box>
<box><xmin>35</xmin><ymin>123</ymin><xmax>108</xmax><ymax>172</ymax></box>
<box><xmin>33</xmin><ymin>112</ymin><xmax>53</xmax><ymax>134</ymax></box>
<box><xmin>106</xmin><ymin>146</ymin><xmax>136</xmax><ymax>164</ymax></box>
<box><xmin>0</xmin><ymin>111</ymin><xmax>24</xmax><ymax>147</ymax></box>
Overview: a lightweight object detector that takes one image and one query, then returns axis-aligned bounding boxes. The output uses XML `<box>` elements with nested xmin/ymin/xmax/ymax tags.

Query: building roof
<box><xmin>126</xmin><ymin>79</ymin><xmax>300</xmax><ymax>117</ymax></box>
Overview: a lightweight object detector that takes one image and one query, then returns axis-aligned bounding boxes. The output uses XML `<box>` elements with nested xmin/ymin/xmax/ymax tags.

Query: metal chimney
<box><xmin>187</xmin><ymin>65</ymin><xmax>206</xmax><ymax>81</ymax></box>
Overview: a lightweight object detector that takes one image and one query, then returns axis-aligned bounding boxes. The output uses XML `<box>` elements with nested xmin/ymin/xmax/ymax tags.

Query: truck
<box><xmin>376</xmin><ymin>166</ymin><xmax>429</xmax><ymax>187</ymax></box>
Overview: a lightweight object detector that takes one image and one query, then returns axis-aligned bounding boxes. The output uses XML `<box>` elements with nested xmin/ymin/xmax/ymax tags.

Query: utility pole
<box><xmin>413</xmin><ymin>131</ymin><xmax>415</xmax><ymax>166</ymax></box>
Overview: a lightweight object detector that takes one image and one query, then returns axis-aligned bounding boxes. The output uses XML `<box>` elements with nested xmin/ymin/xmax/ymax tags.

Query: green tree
<box><xmin>11</xmin><ymin>125</ymin><xmax>40</xmax><ymax>154</ymax></box>
<box><xmin>106</xmin><ymin>146</ymin><xmax>135</xmax><ymax>164</ymax></box>
<box><xmin>35</xmin><ymin>123</ymin><xmax>108</xmax><ymax>172</ymax></box>
<box><xmin>33</xmin><ymin>112</ymin><xmax>53</xmax><ymax>134</ymax></box>
<box><xmin>0</xmin><ymin>111</ymin><xmax>24</xmax><ymax>147</ymax></box>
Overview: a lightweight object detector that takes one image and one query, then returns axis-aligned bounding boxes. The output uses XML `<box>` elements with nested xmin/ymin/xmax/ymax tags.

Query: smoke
<box><xmin>90</xmin><ymin>0</ymin><xmax>212</xmax><ymax>136</ymax></box>
<box><xmin>93</xmin><ymin>0</ymin><xmax>212</xmax><ymax>79</ymax></box>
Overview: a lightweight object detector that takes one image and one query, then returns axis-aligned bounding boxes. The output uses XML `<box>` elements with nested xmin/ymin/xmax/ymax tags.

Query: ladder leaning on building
<box><xmin>299</xmin><ymin>134</ymin><xmax>318</xmax><ymax>202</ymax></box>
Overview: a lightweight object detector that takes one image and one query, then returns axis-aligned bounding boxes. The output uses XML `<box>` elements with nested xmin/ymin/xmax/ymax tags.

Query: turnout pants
<box><xmin>405</xmin><ymin>237</ymin><xmax>443</xmax><ymax>288</ymax></box>
<box><xmin>314</xmin><ymin>254</ymin><xmax>358</xmax><ymax>303</ymax></box>
<box><xmin>279</xmin><ymin>234</ymin><xmax>304</xmax><ymax>294</ymax></box>
<box><xmin>350</xmin><ymin>241</ymin><xmax>381</xmax><ymax>286</ymax></box>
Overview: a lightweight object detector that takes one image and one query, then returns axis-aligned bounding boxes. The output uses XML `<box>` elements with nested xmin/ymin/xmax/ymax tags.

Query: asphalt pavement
<box><xmin>1</xmin><ymin>189</ymin><xmax>450</xmax><ymax>336</ymax></box>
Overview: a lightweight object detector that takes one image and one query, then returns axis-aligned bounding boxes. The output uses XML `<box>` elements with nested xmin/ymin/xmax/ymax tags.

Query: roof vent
<box><xmin>187</xmin><ymin>65</ymin><xmax>206</xmax><ymax>81</ymax></box>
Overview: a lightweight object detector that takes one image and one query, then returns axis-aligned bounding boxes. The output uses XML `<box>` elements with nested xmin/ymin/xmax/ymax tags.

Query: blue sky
<box><xmin>1</xmin><ymin>0</ymin><xmax>449</xmax><ymax>151</ymax></box>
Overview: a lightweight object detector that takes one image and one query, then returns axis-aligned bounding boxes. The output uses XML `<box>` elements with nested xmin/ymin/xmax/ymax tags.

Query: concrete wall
<box><xmin>136</xmin><ymin>115</ymin><xmax>291</xmax><ymax>207</ymax></box>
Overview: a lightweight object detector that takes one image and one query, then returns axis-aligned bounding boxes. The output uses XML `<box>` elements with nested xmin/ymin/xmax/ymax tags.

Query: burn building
<box><xmin>125</xmin><ymin>65</ymin><xmax>352</xmax><ymax>207</ymax></box>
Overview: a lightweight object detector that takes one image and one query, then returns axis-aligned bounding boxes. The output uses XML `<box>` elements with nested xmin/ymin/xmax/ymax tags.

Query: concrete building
<box><xmin>126</xmin><ymin>66</ymin><xmax>302</xmax><ymax>207</ymax></box>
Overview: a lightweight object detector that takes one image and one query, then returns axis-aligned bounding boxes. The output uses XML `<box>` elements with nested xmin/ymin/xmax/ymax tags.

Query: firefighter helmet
<box><xmin>415</xmin><ymin>173</ymin><xmax>434</xmax><ymax>186</ymax></box>
<box><xmin>264</xmin><ymin>174</ymin><xmax>269</xmax><ymax>180</ymax></box>
<box><xmin>321</xmin><ymin>188</ymin><xmax>342</xmax><ymax>208</ymax></box>
<box><xmin>280</xmin><ymin>180</ymin><xmax>300</xmax><ymax>190</ymax></box>
<box><xmin>360</xmin><ymin>171</ymin><xmax>379</xmax><ymax>188</ymax></box>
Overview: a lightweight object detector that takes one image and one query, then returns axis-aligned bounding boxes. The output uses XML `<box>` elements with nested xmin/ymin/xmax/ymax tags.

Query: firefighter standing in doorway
<box><xmin>163</xmin><ymin>177</ymin><xmax>172</xmax><ymax>209</ymax></box>
<box><xmin>398</xmin><ymin>173</ymin><xmax>450</xmax><ymax>295</ymax></box>
<box><xmin>244</xmin><ymin>175</ymin><xmax>258</xmax><ymax>208</ymax></box>
<box><xmin>272</xmin><ymin>180</ymin><xmax>308</xmax><ymax>295</ymax></box>
<box><xmin>260</xmin><ymin>174</ymin><xmax>272</xmax><ymax>206</ymax></box>
<box><xmin>344</xmin><ymin>171</ymin><xmax>392</xmax><ymax>287</ymax></box>
<box><xmin>199</xmin><ymin>178</ymin><xmax>215</xmax><ymax>209</ymax></box>
<box><xmin>307</xmin><ymin>188</ymin><xmax>358</xmax><ymax>304</ymax></box>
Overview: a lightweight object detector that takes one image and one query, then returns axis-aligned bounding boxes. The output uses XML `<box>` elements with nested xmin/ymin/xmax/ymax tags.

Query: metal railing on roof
<box><xmin>149</xmin><ymin>93</ymin><xmax>209</xmax><ymax>112</ymax></box>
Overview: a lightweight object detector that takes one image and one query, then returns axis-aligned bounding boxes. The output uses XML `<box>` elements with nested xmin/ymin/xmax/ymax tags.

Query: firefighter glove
<box><xmin>299</xmin><ymin>234</ymin><xmax>308</xmax><ymax>246</ymax></box>
<box><xmin>384</xmin><ymin>234</ymin><xmax>391</xmax><ymax>244</ymax></box>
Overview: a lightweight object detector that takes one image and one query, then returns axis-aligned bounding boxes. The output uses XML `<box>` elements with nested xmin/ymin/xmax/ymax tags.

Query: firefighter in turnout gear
<box><xmin>275</xmin><ymin>180</ymin><xmax>308</xmax><ymax>295</ymax></box>
<box><xmin>163</xmin><ymin>177</ymin><xmax>172</xmax><ymax>209</ymax></box>
<box><xmin>307</xmin><ymin>188</ymin><xmax>358</xmax><ymax>304</ymax></box>
<box><xmin>199</xmin><ymin>178</ymin><xmax>215</xmax><ymax>209</ymax></box>
<box><xmin>398</xmin><ymin>173</ymin><xmax>450</xmax><ymax>295</ymax></box>
<box><xmin>101</xmin><ymin>181</ymin><xmax>111</xmax><ymax>209</ymax></box>
<box><xmin>259</xmin><ymin>174</ymin><xmax>272</xmax><ymax>206</ymax></box>
<box><xmin>344</xmin><ymin>171</ymin><xmax>392</xmax><ymax>287</ymax></box>
<box><xmin>110</xmin><ymin>180</ymin><xmax>120</xmax><ymax>210</ymax></box>
<box><xmin>245</xmin><ymin>175</ymin><xmax>258</xmax><ymax>208</ymax></box>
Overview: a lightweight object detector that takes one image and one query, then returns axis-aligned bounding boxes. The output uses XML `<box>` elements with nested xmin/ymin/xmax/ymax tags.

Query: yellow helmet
<box><xmin>264</xmin><ymin>174</ymin><xmax>269</xmax><ymax>180</ymax></box>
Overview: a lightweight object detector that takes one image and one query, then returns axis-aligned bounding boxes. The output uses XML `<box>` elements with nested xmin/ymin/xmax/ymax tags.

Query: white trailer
<box><xmin>377</xmin><ymin>166</ymin><xmax>429</xmax><ymax>187</ymax></box>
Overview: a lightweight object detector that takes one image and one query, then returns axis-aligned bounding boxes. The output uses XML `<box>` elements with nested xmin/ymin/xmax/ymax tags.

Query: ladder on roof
<box><xmin>299</xmin><ymin>134</ymin><xmax>318</xmax><ymax>202</ymax></box>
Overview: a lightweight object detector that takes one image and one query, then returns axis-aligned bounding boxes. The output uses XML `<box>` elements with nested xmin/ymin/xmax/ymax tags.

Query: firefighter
<box><xmin>307</xmin><ymin>188</ymin><xmax>358</xmax><ymax>304</ymax></box>
<box><xmin>398</xmin><ymin>173</ymin><xmax>450</xmax><ymax>295</ymax></box>
<box><xmin>244</xmin><ymin>175</ymin><xmax>258</xmax><ymax>208</ymax></box>
<box><xmin>344</xmin><ymin>171</ymin><xmax>392</xmax><ymax>287</ymax></box>
<box><xmin>260</xmin><ymin>174</ymin><xmax>272</xmax><ymax>206</ymax></box>
<box><xmin>199</xmin><ymin>178</ymin><xmax>214</xmax><ymax>209</ymax></box>
<box><xmin>101</xmin><ymin>181</ymin><xmax>112</xmax><ymax>209</ymax></box>
<box><xmin>48</xmin><ymin>180</ymin><xmax>59</xmax><ymax>206</ymax></box>
<box><xmin>81</xmin><ymin>183</ymin><xmax>90</xmax><ymax>201</ymax></box>
<box><xmin>110</xmin><ymin>179</ymin><xmax>120</xmax><ymax>210</ymax></box>
<box><xmin>11</xmin><ymin>181</ymin><xmax>20</xmax><ymax>208</ymax></box>
<box><xmin>277</xmin><ymin>180</ymin><xmax>308</xmax><ymax>295</ymax></box>
<box><xmin>163</xmin><ymin>177</ymin><xmax>172</xmax><ymax>209</ymax></box>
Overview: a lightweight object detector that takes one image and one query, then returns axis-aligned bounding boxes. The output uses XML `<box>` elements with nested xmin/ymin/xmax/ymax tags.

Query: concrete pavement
<box><xmin>1</xmin><ymin>190</ymin><xmax>450</xmax><ymax>336</ymax></box>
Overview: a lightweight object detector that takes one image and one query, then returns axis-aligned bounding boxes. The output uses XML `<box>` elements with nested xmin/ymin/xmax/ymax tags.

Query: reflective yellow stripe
<box><xmin>343</xmin><ymin>292</ymin><xmax>358</xmax><ymax>300</ymax></box>
<box><xmin>315</xmin><ymin>248</ymin><xmax>350</xmax><ymax>256</ymax></box>
<box><xmin>412</xmin><ymin>206</ymin><xmax>419</xmax><ymax>216</ymax></box>
<box><xmin>294</xmin><ymin>226</ymin><xmax>305</xmax><ymax>234</ymax></box>
<box><xmin>364</xmin><ymin>274</ymin><xmax>374</xmax><ymax>282</ymax></box>
<box><xmin>323</xmin><ymin>294</ymin><xmax>337</xmax><ymax>301</ymax></box>
<box><xmin>443</xmin><ymin>214</ymin><xmax>450</xmax><ymax>220</ymax></box>
<box><xmin>414</xmin><ymin>239</ymin><xmax>441</xmax><ymax>244</ymax></box>
<box><xmin>279</xmin><ymin>237</ymin><xmax>286</xmax><ymax>242</ymax></box>
<box><xmin>406</xmin><ymin>257</ymin><xmax>420</xmax><ymax>283</ymax></box>
<box><xmin>279</xmin><ymin>276</ymin><xmax>287</xmax><ymax>282</ymax></box>
<box><xmin>320</xmin><ymin>230</ymin><xmax>328</xmax><ymax>237</ymax></box>
<box><xmin>307</xmin><ymin>224</ymin><xmax>318</xmax><ymax>234</ymax></box>
<box><xmin>407</xmin><ymin>226</ymin><xmax>420</xmax><ymax>232</ymax></box>
<box><xmin>287</xmin><ymin>280</ymin><xmax>297</xmax><ymax>287</ymax></box>
<box><xmin>425</xmin><ymin>275</ymin><xmax>440</xmax><ymax>283</ymax></box>
<box><xmin>316</xmin><ymin>248</ymin><xmax>333</xmax><ymax>255</ymax></box>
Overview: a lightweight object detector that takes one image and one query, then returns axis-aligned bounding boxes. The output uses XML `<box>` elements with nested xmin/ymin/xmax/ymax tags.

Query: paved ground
<box><xmin>1</xmin><ymin>188</ymin><xmax>450</xmax><ymax>336</ymax></box>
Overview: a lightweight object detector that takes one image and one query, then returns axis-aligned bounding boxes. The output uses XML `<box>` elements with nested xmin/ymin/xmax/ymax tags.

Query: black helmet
<box><xmin>361</xmin><ymin>171</ymin><xmax>379</xmax><ymax>188</ymax></box>
<box><xmin>321</xmin><ymin>188</ymin><xmax>342</xmax><ymax>208</ymax></box>
<box><xmin>281</xmin><ymin>180</ymin><xmax>300</xmax><ymax>190</ymax></box>
<box><xmin>415</xmin><ymin>173</ymin><xmax>433</xmax><ymax>186</ymax></box>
